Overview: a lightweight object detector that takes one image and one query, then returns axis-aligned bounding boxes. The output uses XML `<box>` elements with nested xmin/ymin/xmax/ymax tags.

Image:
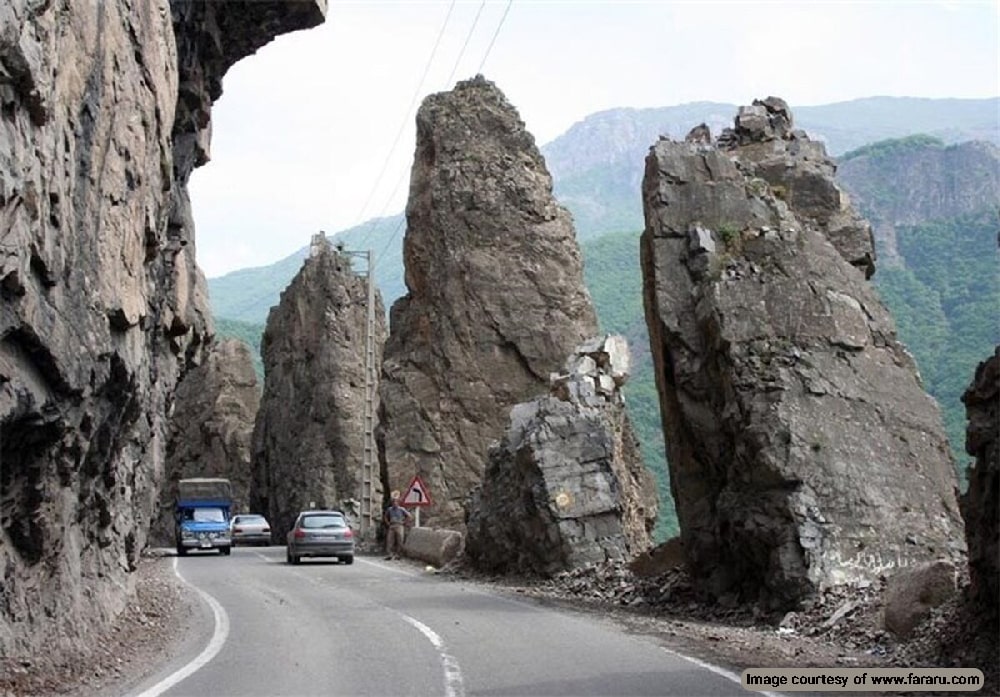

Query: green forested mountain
<box><xmin>874</xmin><ymin>210</ymin><xmax>1000</xmax><ymax>480</ymax></box>
<box><xmin>579</xmin><ymin>232</ymin><xmax>677</xmax><ymax>539</ymax></box>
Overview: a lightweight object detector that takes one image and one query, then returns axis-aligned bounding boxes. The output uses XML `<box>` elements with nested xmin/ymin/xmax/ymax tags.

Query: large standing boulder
<box><xmin>378</xmin><ymin>76</ymin><xmax>599</xmax><ymax>529</ymax></box>
<box><xmin>0</xmin><ymin>0</ymin><xmax>324</xmax><ymax>658</ymax></box>
<box><xmin>961</xmin><ymin>347</ymin><xmax>999</xmax><ymax>626</ymax></box>
<box><xmin>466</xmin><ymin>336</ymin><xmax>657</xmax><ymax>575</ymax></box>
<box><xmin>252</xmin><ymin>235</ymin><xmax>386</xmax><ymax>540</ymax></box>
<box><xmin>152</xmin><ymin>339</ymin><xmax>261</xmax><ymax>544</ymax></box>
<box><xmin>640</xmin><ymin>98</ymin><xmax>965</xmax><ymax>609</ymax></box>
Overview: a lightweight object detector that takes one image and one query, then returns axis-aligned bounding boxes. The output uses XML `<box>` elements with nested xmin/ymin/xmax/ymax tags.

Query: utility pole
<box><xmin>326</xmin><ymin>236</ymin><xmax>378</xmax><ymax>539</ymax></box>
<box><xmin>359</xmin><ymin>249</ymin><xmax>377</xmax><ymax>538</ymax></box>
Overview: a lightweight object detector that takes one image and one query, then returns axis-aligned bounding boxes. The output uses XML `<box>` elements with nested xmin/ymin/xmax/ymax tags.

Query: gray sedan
<box><xmin>286</xmin><ymin>510</ymin><xmax>354</xmax><ymax>565</ymax></box>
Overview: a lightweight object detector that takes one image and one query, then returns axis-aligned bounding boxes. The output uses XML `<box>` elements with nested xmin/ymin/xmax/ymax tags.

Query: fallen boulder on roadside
<box><xmin>403</xmin><ymin>527</ymin><xmax>464</xmax><ymax>568</ymax></box>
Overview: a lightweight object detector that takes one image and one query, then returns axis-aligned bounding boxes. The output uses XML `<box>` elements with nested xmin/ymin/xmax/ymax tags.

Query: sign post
<box><xmin>401</xmin><ymin>475</ymin><xmax>432</xmax><ymax>527</ymax></box>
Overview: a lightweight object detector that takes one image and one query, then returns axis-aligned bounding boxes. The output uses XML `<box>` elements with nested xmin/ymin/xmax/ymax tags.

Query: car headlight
<box><xmin>181</xmin><ymin>530</ymin><xmax>195</xmax><ymax>539</ymax></box>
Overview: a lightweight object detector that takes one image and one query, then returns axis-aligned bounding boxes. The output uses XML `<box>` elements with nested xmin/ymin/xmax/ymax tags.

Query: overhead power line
<box><xmin>374</xmin><ymin>0</ymin><xmax>517</xmax><ymax>271</ymax></box>
<box><xmin>477</xmin><ymin>0</ymin><xmax>513</xmax><ymax>74</ymax></box>
<box><xmin>444</xmin><ymin>1</ymin><xmax>487</xmax><ymax>88</ymax></box>
<box><xmin>353</xmin><ymin>0</ymin><xmax>457</xmax><ymax>249</ymax></box>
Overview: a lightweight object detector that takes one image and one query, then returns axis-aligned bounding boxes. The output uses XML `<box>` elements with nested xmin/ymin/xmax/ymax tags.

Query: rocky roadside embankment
<box><xmin>0</xmin><ymin>553</ymin><xmax>196</xmax><ymax>697</ymax></box>
<box><xmin>448</xmin><ymin>559</ymin><xmax>998</xmax><ymax>697</ymax></box>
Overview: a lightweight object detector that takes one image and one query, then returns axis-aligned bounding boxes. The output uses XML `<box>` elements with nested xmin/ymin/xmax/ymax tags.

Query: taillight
<box><xmin>294</xmin><ymin>529</ymin><xmax>306</xmax><ymax>538</ymax></box>
<box><xmin>262</xmin><ymin>528</ymin><xmax>270</xmax><ymax>534</ymax></box>
<box><xmin>233</xmin><ymin>527</ymin><xmax>243</xmax><ymax>533</ymax></box>
<box><xmin>343</xmin><ymin>528</ymin><xmax>353</xmax><ymax>538</ymax></box>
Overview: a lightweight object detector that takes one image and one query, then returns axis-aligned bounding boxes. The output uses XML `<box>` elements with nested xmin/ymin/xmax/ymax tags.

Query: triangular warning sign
<box><xmin>401</xmin><ymin>475</ymin><xmax>432</xmax><ymax>507</ymax></box>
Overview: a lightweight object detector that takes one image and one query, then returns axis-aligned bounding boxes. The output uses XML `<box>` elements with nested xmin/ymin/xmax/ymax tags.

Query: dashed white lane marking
<box><xmin>399</xmin><ymin>614</ymin><xmax>466</xmax><ymax>697</ymax></box>
<box><xmin>132</xmin><ymin>557</ymin><xmax>230</xmax><ymax>697</ymax></box>
<box><xmin>260</xmin><ymin>552</ymin><xmax>464</xmax><ymax>695</ymax></box>
<box><xmin>264</xmin><ymin>554</ymin><xmax>759</xmax><ymax>696</ymax></box>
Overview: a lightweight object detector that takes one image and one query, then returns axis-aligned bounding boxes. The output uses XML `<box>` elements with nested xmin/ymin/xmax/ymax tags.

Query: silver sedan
<box><xmin>230</xmin><ymin>514</ymin><xmax>272</xmax><ymax>546</ymax></box>
<box><xmin>286</xmin><ymin>510</ymin><xmax>355</xmax><ymax>565</ymax></box>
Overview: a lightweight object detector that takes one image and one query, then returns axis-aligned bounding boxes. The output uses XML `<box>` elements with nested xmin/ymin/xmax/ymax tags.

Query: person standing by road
<box><xmin>383</xmin><ymin>494</ymin><xmax>412</xmax><ymax>560</ymax></box>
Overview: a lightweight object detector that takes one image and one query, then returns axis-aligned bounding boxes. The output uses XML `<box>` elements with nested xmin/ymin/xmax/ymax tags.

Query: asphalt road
<box><xmin>125</xmin><ymin>546</ymin><xmax>753</xmax><ymax>697</ymax></box>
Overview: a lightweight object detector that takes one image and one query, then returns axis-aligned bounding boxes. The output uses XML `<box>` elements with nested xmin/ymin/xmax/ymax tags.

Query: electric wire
<box><xmin>477</xmin><ymin>0</ymin><xmax>513</xmax><ymax>74</ymax></box>
<box><xmin>444</xmin><ymin>1</ymin><xmax>487</xmax><ymax>88</ymax></box>
<box><xmin>373</xmin><ymin>0</ymin><xmax>516</xmax><ymax>270</ymax></box>
<box><xmin>375</xmin><ymin>0</ymin><xmax>514</xmax><ymax>266</ymax></box>
<box><xmin>352</xmin><ymin>0</ymin><xmax>457</xmax><ymax>250</ymax></box>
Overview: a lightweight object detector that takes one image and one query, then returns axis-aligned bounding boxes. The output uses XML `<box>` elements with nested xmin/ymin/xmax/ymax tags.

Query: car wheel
<box><xmin>220</xmin><ymin>546</ymin><xmax>231</xmax><ymax>556</ymax></box>
<box><xmin>177</xmin><ymin>545</ymin><xmax>187</xmax><ymax>557</ymax></box>
<box><xmin>341</xmin><ymin>555</ymin><xmax>354</xmax><ymax>565</ymax></box>
<box><xmin>286</xmin><ymin>548</ymin><xmax>292</xmax><ymax>564</ymax></box>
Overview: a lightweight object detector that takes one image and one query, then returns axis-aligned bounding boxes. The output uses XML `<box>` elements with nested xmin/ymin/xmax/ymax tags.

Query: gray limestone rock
<box><xmin>152</xmin><ymin>339</ymin><xmax>261</xmax><ymax>544</ymax></box>
<box><xmin>881</xmin><ymin>560</ymin><xmax>958</xmax><ymax>638</ymax></box>
<box><xmin>0</xmin><ymin>0</ymin><xmax>324</xmax><ymax>659</ymax></box>
<box><xmin>640</xmin><ymin>99</ymin><xmax>965</xmax><ymax>609</ymax></box>
<box><xmin>961</xmin><ymin>347</ymin><xmax>999</xmax><ymax>626</ymax></box>
<box><xmin>251</xmin><ymin>236</ymin><xmax>386</xmax><ymax>540</ymax></box>
<box><xmin>465</xmin><ymin>336</ymin><xmax>657</xmax><ymax>575</ymax></box>
<box><xmin>378</xmin><ymin>76</ymin><xmax>599</xmax><ymax>530</ymax></box>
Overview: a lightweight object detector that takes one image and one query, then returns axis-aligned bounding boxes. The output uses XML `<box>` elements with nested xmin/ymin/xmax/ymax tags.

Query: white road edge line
<box><xmin>132</xmin><ymin>556</ymin><xmax>230</xmax><ymax>697</ymax></box>
<box><xmin>659</xmin><ymin>646</ymin><xmax>782</xmax><ymax>697</ymax></box>
<box><xmin>400</xmin><ymin>614</ymin><xmax>465</xmax><ymax>697</ymax></box>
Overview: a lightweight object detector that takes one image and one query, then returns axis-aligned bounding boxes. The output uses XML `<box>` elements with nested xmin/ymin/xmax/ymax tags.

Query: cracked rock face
<box><xmin>251</xmin><ymin>237</ymin><xmax>386</xmax><ymax>540</ymax></box>
<box><xmin>640</xmin><ymin>98</ymin><xmax>965</xmax><ymax>609</ymax></box>
<box><xmin>466</xmin><ymin>335</ymin><xmax>657</xmax><ymax>575</ymax></box>
<box><xmin>961</xmin><ymin>347</ymin><xmax>999</xmax><ymax>626</ymax></box>
<box><xmin>0</xmin><ymin>0</ymin><xmax>324</xmax><ymax>658</ymax></box>
<box><xmin>152</xmin><ymin>338</ymin><xmax>261</xmax><ymax>545</ymax></box>
<box><xmin>378</xmin><ymin>76</ymin><xmax>599</xmax><ymax>529</ymax></box>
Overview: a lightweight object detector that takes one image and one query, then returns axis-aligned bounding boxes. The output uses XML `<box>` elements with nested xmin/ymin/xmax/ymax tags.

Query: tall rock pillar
<box><xmin>252</xmin><ymin>236</ymin><xmax>386</xmax><ymax>540</ymax></box>
<box><xmin>641</xmin><ymin>98</ymin><xmax>965</xmax><ymax>608</ymax></box>
<box><xmin>378</xmin><ymin>76</ymin><xmax>600</xmax><ymax>529</ymax></box>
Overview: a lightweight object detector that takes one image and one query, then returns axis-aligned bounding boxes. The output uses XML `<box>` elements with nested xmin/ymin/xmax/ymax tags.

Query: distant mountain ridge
<box><xmin>208</xmin><ymin>96</ymin><xmax>999</xmax><ymax>323</ymax></box>
<box><xmin>543</xmin><ymin>96</ymin><xmax>999</xmax><ymax>238</ymax></box>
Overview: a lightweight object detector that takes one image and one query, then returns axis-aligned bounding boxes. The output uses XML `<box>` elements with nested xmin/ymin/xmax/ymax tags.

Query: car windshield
<box><xmin>193</xmin><ymin>508</ymin><xmax>226</xmax><ymax>523</ymax></box>
<box><xmin>235</xmin><ymin>515</ymin><xmax>265</xmax><ymax>524</ymax></box>
<box><xmin>300</xmin><ymin>515</ymin><xmax>345</xmax><ymax>529</ymax></box>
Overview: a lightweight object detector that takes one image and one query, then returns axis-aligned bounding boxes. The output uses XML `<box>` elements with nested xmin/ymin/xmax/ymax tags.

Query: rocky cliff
<box><xmin>151</xmin><ymin>338</ymin><xmax>260</xmax><ymax>544</ymax></box>
<box><xmin>640</xmin><ymin>98</ymin><xmax>965</xmax><ymax>609</ymax></box>
<box><xmin>466</xmin><ymin>335</ymin><xmax>657</xmax><ymax>574</ymax></box>
<box><xmin>837</xmin><ymin>138</ymin><xmax>1000</xmax><ymax>266</ymax></box>
<box><xmin>0</xmin><ymin>0</ymin><xmax>324</xmax><ymax>658</ymax></box>
<box><xmin>377</xmin><ymin>76</ymin><xmax>600</xmax><ymax>529</ymax></box>
<box><xmin>961</xmin><ymin>347</ymin><xmax>999</xmax><ymax>626</ymax></box>
<box><xmin>252</xmin><ymin>235</ymin><xmax>386</xmax><ymax>540</ymax></box>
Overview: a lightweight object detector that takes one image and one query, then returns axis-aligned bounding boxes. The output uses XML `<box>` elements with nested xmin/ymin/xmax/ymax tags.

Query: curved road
<box><xmin>125</xmin><ymin>547</ymin><xmax>751</xmax><ymax>697</ymax></box>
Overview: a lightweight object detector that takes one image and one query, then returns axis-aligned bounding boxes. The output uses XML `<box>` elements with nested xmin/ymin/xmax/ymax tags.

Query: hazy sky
<box><xmin>190</xmin><ymin>1</ymin><xmax>999</xmax><ymax>278</ymax></box>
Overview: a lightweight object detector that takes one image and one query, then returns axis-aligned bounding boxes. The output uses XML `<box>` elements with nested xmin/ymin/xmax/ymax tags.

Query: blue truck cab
<box><xmin>175</xmin><ymin>477</ymin><xmax>233</xmax><ymax>556</ymax></box>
